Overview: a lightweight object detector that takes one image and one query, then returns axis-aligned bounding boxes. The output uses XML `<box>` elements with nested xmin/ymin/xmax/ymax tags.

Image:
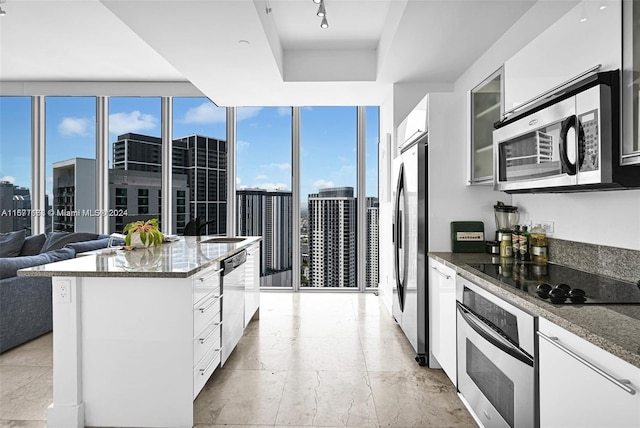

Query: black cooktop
<box><xmin>467</xmin><ymin>262</ymin><xmax>640</xmax><ymax>305</ymax></box>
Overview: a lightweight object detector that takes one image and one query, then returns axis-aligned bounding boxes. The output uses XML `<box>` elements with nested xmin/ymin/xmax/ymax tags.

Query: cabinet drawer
<box><xmin>193</xmin><ymin>346</ymin><xmax>221</xmax><ymax>399</ymax></box>
<box><xmin>194</xmin><ymin>321</ymin><xmax>221</xmax><ymax>369</ymax></box>
<box><xmin>193</xmin><ymin>293</ymin><xmax>221</xmax><ymax>336</ymax></box>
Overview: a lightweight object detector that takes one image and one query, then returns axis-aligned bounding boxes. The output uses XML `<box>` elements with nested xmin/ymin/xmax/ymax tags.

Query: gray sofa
<box><xmin>0</xmin><ymin>231</ymin><xmax>119</xmax><ymax>353</ymax></box>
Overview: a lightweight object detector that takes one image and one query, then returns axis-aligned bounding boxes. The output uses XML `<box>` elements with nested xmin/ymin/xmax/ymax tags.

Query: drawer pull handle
<box><xmin>199</xmin><ymin>323</ymin><xmax>221</xmax><ymax>344</ymax></box>
<box><xmin>431</xmin><ymin>267</ymin><xmax>451</xmax><ymax>280</ymax></box>
<box><xmin>198</xmin><ymin>294</ymin><xmax>220</xmax><ymax>313</ymax></box>
<box><xmin>198</xmin><ymin>268</ymin><xmax>223</xmax><ymax>282</ymax></box>
<box><xmin>199</xmin><ymin>348</ymin><xmax>222</xmax><ymax>375</ymax></box>
<box><xmin>537</xmin><ymin>331</ymin><xmax>636</xmax><ymax>395</ymax></box>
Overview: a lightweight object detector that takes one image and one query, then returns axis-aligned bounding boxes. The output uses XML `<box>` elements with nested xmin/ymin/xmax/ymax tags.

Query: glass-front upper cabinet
<box><xmin>622</xmin><ymin>0</ymin><xmax>640</xmax><ymax>165</ymax></box>
<box><xmin>470</xmin><ymin>67</ymin><xmax>504</xmax><ymax>184</ymax></box>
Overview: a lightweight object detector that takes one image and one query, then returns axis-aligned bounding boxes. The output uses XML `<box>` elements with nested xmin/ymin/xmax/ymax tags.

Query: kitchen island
<box><xmin>18</xmin><ymin>236</ymin><xmax>261</xmax><ymax>428</ymax></box>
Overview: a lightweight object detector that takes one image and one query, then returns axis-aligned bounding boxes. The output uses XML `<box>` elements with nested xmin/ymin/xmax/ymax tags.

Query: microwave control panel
<box><xmin>579</xmin><ymin>109</ymin><xmax>599</xmax><ymax>171</ymax></box>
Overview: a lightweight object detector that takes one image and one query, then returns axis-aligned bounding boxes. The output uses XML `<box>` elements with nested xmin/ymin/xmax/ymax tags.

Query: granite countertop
<box><xmin>17</xmin><ymin>236</ymin><xmax>261</xmax><ymax>279</ymax></box>
<box><xmin>429</xmin><ymin>251</ymin><xmax>640</xmax><ymax>370</ymax></box>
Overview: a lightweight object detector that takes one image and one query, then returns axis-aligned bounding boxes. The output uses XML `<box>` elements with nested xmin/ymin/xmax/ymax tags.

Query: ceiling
<box><xmin>0</xmin><ymin>0</ymin><xmax>537</xmax><ymax>106</ymax></box>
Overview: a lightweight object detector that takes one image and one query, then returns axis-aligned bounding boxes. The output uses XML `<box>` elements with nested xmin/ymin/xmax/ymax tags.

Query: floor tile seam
<box><xmin>272</xmin><ymin>365</ymin><xmax>294</xmax><ymax>427</ymax></box>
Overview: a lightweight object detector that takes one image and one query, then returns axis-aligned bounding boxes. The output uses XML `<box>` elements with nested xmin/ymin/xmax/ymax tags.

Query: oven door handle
<box><xmin>457</xmin><ymin>302</ymin><xmax>533</xmax><ymax>367</ymax></box>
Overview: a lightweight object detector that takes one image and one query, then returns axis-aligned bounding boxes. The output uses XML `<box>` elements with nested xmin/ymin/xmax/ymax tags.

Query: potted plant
<box><xmin>123</xmin><ymin>218</ymin><xmax>164</xmax><ymax>248</ymax></box>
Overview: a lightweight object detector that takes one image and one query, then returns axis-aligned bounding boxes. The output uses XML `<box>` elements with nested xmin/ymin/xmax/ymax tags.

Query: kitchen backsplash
<box><xmin>548</xmin><ymin>238</ymin><xmax>640</xmax><ymax>284</ymax></box>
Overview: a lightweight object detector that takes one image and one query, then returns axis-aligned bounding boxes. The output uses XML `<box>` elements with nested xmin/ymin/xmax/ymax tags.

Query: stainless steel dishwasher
<box><xmin>221</xmin><ymin>249</ymin><xmax>247</xmax><ymax>365</ymax></box>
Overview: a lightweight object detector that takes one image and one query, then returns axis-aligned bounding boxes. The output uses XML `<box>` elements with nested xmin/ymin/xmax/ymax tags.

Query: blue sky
<box><xmin>0</xmin><ymin>97</ymin><xmax>379</xmax><ymax>204</ymax></box>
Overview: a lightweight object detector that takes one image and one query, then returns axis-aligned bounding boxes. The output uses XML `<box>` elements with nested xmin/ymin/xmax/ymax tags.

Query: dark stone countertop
<box><xmin>429</xmin><ymin>251</ymin><xmax>640</xmax><ymax>370</ymax></box>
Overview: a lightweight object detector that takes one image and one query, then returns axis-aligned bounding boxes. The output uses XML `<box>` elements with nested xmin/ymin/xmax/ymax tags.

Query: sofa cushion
<box><xmin>0</xmin><ymin>247</ymin><xmax>75</xmax><ymax>279</ymax></box>
<box><xmin>40</xmin><ymin>232</ymin><xmax>100</xmax><ymax>253</ymax></box>
<box><xmin>0</xmin><ymin>230</ymin><xmax>26</xmax><ymax>257</ymax></box>
<box><xmin>19</xmin><ymin>233</ymin><xmax>47</xmax><ymax>256</ymax></box>
<box><xmin>66</xmin><ymin>237</ymin><xmax>109</xmax><ymax>254</ymax></box>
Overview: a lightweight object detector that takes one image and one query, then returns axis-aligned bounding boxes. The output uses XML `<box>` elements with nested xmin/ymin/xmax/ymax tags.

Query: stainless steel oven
<box><xmin>456</xmin><ymin>275</ymin><xmax>535</xmax><ymax>428</ymax></box>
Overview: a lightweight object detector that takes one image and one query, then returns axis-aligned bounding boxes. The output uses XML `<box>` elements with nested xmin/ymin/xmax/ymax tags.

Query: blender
<box><xmin>494</xmin><ymin>201</ymin><xmax>519</xmax><ymax>241</ymax></box>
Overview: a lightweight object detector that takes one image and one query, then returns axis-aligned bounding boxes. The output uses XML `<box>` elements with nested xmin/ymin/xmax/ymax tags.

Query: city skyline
<box><xmin>0</xmin><ymin>98</ymin><xmax>379</xmax><ymax>207</ymax></box>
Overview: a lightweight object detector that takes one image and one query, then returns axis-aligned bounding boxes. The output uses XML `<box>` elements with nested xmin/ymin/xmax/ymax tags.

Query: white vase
<box><xmin>129</xmin><ymin>231</ymin><xmax>152</xmax><ymax>249</ymax></box>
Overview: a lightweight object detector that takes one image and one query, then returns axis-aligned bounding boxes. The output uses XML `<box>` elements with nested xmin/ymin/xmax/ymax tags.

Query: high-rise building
<box><xmin>308</xmin><ymin>187</ymin><xmax>356</xmax><ymax>288</ymax></box>
<box><xmin>109</xmin><ymin>169</ymin><xmax>190</xmax><ymax>234</ymax></box>
<box><xmin>112</xmin><ymin>133</ymin><xmax>227</xmax><ymax>235</ymax></box>
<box><xmin>0</xmin><ymin>182</ymin><xmax>49</xmax><ymax>234</ymax></box>
<box><xmin>237</xmin><ymin>188</ymin><xmax>292</xmax><ymax>286</ymax></box>
<box><xmin>52</xmin><ymin>158</ymin><xmax>97</xmax><ymax>233</ymax></box>
<box><xmin>366</xmin><ymin>197</ymin><xmax>379</xmax><ymax>288</ymax></box>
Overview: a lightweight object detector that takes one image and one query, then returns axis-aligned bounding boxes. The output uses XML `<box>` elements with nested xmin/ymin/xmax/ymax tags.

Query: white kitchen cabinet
<box><xmin>622</xmin><ymin>0</ymin><xmax>640</xmax><ymax>165</ymax></box>
<box><xmin>469</xmin><ymin>67</ymin><xmax>503</xmax><ymax>185</ymax></box>
<box><xmin>504</xmin><ymin>0</ymin><xmax>621</xmax><ymax>112</ymax></box>
<box><xmin>192</xmin><ymin>264</ymin><xmax>223</xmax><ymax>399</ymax></box>
<box><xmin>428</xmin><ymin>257</ymin><xmax>457</xmax><ymax>385</ymax></box>
<box><xmin>538</xmin><ymin>317</ymin><xmax>640</xmax><ymax>428</ymax></box>
<box><xmin>244</xmin><ymin>242</ymin><xmax>260</xmax><ymax>326</ymax></box>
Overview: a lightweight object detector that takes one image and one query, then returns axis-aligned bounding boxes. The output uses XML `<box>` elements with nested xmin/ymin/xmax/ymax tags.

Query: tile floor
<box><xmin>0</xmin><ymin>292</ymin><xmax>476</xmax><ymax>427</ymax></box>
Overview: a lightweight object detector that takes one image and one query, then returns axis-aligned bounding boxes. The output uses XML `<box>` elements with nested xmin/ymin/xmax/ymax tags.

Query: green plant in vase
<box><xmin>123</xmin><ymin>218</ymin><xmax>164</xmax><ymax>248</ymax></box>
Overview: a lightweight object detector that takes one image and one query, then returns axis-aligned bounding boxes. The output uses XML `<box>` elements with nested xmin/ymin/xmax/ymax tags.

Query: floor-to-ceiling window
<box><xmin>45</xmin><ymin>97</ymin><xmax>96</xmax><ymax>233</ymax></box>
<box><xmin>108</xmin><ymin>97</ymin><xmax>161</xmax><ymax>233</ymax></box>
<box><xmin>0</xmin><ymin>97</ymin><xmax>33</xmax><ymax>234</ymax></box>
<box><xmin>1</xmin><ymin>93</ymin><xmax>380</xmax><ymax>292</ymax></box>
<box><xmin>236</xmin><ymin>107</ymin><xmax>293</xmax><ymax>287</ymax></box>
<box><xmin>173</xmin><ymin>98</ymin><xmax>227</xmax><ymax>235</ymax></box>
<box><xmin>300</xmin><ymin>107</ymin><xmax>358</xmax><ymax>288</ymax></box>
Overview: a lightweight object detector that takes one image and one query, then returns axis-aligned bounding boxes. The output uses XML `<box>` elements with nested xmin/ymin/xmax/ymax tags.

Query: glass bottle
<box><xmin>530</xmin><ymin>224</ymin><xmax>548</xmax><ymax>265</ymax></box>
<box><xmin>519</xmin><ymin>225</ymin><xmax>530</xmax><ymax>261</ymax></box>
<box><xmin>512</xmin><ymin>225</ymin><xmax>520</xmax><ymax>260</ymax></box>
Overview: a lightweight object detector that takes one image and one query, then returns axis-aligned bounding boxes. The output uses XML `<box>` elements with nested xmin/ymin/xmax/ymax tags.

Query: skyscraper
<box><xmin>112</xmin><ymin>133</ymin><xmax>227</xmax><ymax>235</ymax></box>
<box><xmin>237</xmin><ymin>188</ymin><xmax>292</xmax><ymax>286</ymax></box>
<box><xmin>366</xmin><ymin>197</ymin><xmax>379</xmax><ymax>288</ymax></box>
<box><xmin>308</xmin><ymin>187</ymin><xmax>356</xmax><ymax>288</ymax></box>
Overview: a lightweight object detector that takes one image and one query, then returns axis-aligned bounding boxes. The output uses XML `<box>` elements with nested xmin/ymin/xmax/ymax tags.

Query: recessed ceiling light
<box><xmin>599</xmin><ymin>5</ymin><xmax>607</xmax><ymax>10</ymax></box>
<box><xmin>239</xmin><ymin>40</ymin><xmax>250</xmax><ymax>45</ymax></box>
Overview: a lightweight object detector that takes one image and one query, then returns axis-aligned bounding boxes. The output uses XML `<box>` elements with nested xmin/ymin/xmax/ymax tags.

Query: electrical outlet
<box><xmin>57</xmin><ymin>280</ymin><xmax>71</xmax><ymax>303</ymax></box>
<box><xmin>539</xmin><ymin>221</ymin><xmax>554</xmax><ymax>234</ymax></box>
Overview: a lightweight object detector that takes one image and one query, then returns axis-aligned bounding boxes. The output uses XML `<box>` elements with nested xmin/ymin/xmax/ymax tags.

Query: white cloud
<box><xmin>262</xmin><ymin>162</ymin><xmax>291</xmax><ymax>170</ymax></box>
<box><xmin>0</xmin><ymin>176</ymin><xmax>15</xmax><ymax>184</ymax></box>
<box><xmin>47</xmin><ymin>176</ymin><xmax>53</xmax><ymax>184</ymax></box>
<box><xmin>180</xmin><ymin>102</ymin><xmax>226</xmax><ymax>124</ymax></box>
<box><xmin>338</xmin><ymin>156</ymin><xmax>348</xmax><ymax>163</ymax></box>
<box><xmin>237</xmin><ymin>140</ymin><xmax>250</xmax><ymax>155</ymax></box>
<box><xmin>236</xmin><ymin>177</ymin><xmax>242</xmax><ymax>185</ymax></box>
<box><xmin>312</xmin><ymin>179</ymin><xmax>334</xmax><ymax>190</ymax></box>
<box><xmin>237</xmin><ymin>107</ymin><xmax>263</xmax><ymax>122</ymax></box>
<box><xmin>109</xmin><ymin>111</ymin><xmax>158</xmax><ymax>135</ymax></box>
<box><xmin>260</xmin><ymin>182</ymin><xmax>289</xmax><ymax>191</ymax></box>
<box><xmin>58</xmin><ymin>117</ymin><xmax>91</xmax><ymax>137</ymax></box>
<box><xmin>277</xmin><ymin>107</ymin><xmax>291</xmax><ymax>117</ymax></box>
<box><xmin>255</xmin><ymin>174</ymin><xmax>268</xmax><ymax>180</ymax></box>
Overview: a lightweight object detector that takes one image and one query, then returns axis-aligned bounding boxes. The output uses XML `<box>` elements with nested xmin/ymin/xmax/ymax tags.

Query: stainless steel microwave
<box><xmin>493</xmin><ymin>70</ymin><xmax>640</xmax><ymax>193</ymax></box>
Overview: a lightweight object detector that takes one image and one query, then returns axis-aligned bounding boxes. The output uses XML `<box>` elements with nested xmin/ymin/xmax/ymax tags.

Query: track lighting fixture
<box><xmin>0</xmin><ymin>7</ymin><xmax>6</xmax><ymax>16</ymax></box>
<box><xmin>313</xmin><ymin>0</ymin><xmax>328</xmax><ymax>29</ymax></box>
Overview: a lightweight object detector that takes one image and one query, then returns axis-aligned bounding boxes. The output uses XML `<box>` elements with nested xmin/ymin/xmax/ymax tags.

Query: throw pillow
<box><xmin>41</xmin><ymin>232</ymin><xmax>99</xmax><ymax>253</ymax></box>
<box><xmin>19</xmin><ymin>233</ymin><xmax>47</xmax><ymax>256</ymax></box>
<box><xmin>0</xmin><ymin>230</ymin><xmax>26</xmax><ymax>257</ymax></box>
<box><xmin>0</xmin><ymin>247</ymin><xmax>76</xmax><ymax>279</ymax></box>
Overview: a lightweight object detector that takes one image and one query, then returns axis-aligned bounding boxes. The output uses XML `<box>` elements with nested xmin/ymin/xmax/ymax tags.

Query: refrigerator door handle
<box><xmin>394</xmin><ymin>163</ymin><xmax>405</xmax><ymax>311</ymax></box>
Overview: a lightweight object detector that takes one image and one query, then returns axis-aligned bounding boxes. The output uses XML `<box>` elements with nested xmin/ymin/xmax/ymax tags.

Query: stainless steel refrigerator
<box><xmin>392</xmin><ymin>132</ymin><xmax>429</xmax><ymax>366</ymax></box>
